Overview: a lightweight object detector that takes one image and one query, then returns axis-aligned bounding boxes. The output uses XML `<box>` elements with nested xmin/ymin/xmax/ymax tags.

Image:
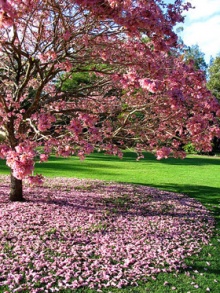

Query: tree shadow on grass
<box><xmin>152</xmin><ymin>155</ymin><xmax>220</xmax><ymax>166</ymax></box>
<box><xmin>89</xmin><ymin>151</ymin><xmax>220</xmax><ymax>166</ymax></box>
<box><xmin>1</xmin><ymin>152</ymin><xmax>220</xmax><ymax>177</ymax></box>
<box><xmin>36</xmin><ymin>160</ymin><xmax>120</xmax><ymax>172</ymax></box>
<box><xmin>130</xmin><ymin>182</ymin><xmax>220</xmax><ymax>226</ymax></box>
<box><xmin>25</xmin><ymin>181</ymin><xmax>219</xmax><ymax>227</ymax></box>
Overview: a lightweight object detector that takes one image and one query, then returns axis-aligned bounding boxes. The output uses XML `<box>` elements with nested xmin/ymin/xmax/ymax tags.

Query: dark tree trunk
<box><xmin>9</xmin><ymin>172</ymin><xmax>25</xmax><ymax>202</ymax></box>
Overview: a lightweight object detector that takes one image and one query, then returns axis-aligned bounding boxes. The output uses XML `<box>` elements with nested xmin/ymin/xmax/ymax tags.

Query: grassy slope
<box><xmin>0</xmin><ymin>152</ymin><xmax>220</xmax><ymax>292</ymax></box>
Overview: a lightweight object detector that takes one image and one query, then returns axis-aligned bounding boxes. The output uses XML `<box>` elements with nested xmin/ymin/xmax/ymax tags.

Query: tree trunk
<box><xmin>10</xmin><ymin>173</ymin><xmax>24</xmax><ymax>202</ymax></box>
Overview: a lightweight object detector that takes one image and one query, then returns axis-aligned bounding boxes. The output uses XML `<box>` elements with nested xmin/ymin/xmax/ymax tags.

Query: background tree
<box><xmin>207</xmin><ymin>55</ymin><xmax>220</xmax><ymax>101</ymax></box>
<box><xmin>0</xmin><ymin>0</ymin><xmax>220</xmax><ymax>202</ymax></box>
<box><xmin>207</xmin><ymin>55</ymin><xmax>220</xmax><ymax>152</ymax></box>
<box><xmin>183</xmin><ymin>44</ymin><xmax>208</xmax><ymax>72</ymax></box>
<box><xmin>174</xmin><ymin>25</ymin><xmax>207</xmax><ymax>73</ymax></box>
<box><xmin>175</xmin><ymin>43</ymin><xmax>210</xmax><ymax>153</ymax></box>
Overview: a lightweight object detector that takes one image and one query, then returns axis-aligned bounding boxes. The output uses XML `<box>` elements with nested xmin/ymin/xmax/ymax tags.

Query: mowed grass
<box><xmin>0</xmin><ymin>151</ymin><xmax>220</xmax><ymax>293</ymax></box>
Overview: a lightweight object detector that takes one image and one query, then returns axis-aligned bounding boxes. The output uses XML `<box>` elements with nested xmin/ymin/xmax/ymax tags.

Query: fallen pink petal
<box><xmin>0</xmin><ymin>176</ymin><xmax>215</xmax><ymax>292</ymax></box>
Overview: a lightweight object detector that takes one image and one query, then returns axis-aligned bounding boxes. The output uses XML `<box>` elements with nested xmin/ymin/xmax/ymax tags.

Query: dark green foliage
<box><xmin>183</xmin><ymin>44</ymin><xmax>208</xmax><ymax>73</ymax></box>
<box><xmin>207</xmin><ymin>55</ymin><xmax>220</xmax><ymax>101</ymax></box>
<box><xmin>60</xmin><ymin>71</ymin><xmax>96</xmax><ymax>93</ymax></box>
<box><xmin>183</xmin><ymin>143</ymin><xmax>198</xmax><ymax>154</ymax></box>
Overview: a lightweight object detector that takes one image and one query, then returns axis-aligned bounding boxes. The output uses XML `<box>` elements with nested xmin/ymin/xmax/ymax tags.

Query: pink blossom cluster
<box><xmin>27</xmin><ymin>174</ymin><xmax>44</xmax><ymax>186</ymax></box>
<box><xmin>0</xmin><ymin>0</ymin><xmax>32</xmax><ymax>27</ymax></box>
<box><xmin>68</xmin><ymin>113</ymin><xmax>98</xmax><ymax>140</ymax></box>
<box><xmin>34</xmin><ymin>113</ymin><xmax>56</xmax><ymax>132</ymax></box>
<box><xmin>139</xmin><ymin>78</ymin><xmax>161</xmax><ymax>93</ymax></box>
<box><xmin>0</xmin><ymin>0</ymin><xmax>15</xmax><ymax>26</ymax></box>
<box><xmin>0</xmin><ymin>144</ymin><xmax>10</xmax><ymax>159</ymax></box>
<box><xmin>74</xmin><ymin>0</ymin><xmax>189</xmax><ymax>47</ymax></box>
<box><xmin>156</xmin><ymin>147</ymin><xmax>171</xmax><ymax>160</ymax></box>
<box><xmin>0</xmin><ymin>176</ymin><xmax>214</xmax><ymax>292</ymax></box>
<box><xmin>5</xmin><ymin>143</ymin><xmax>35</xmax><ymax>179</ymax></box>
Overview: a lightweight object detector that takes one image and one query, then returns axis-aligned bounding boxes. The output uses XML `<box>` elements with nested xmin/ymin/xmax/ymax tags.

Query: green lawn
<box><xmin>0</xmin><ymin>151</ymin><xmax>220</xmax><ymax>292</ymax></box>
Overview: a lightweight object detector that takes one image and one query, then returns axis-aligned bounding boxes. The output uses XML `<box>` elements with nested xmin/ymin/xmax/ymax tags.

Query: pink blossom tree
<box><xmin>0</xmin><ymin>0</ymin><xmax>220</xmax><ymax>201</ymax></box>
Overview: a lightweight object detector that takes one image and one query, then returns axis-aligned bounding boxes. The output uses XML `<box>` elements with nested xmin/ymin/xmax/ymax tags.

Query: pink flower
<box><xmin>156</xmin><ymin>147</ymin><xmax>171</xmax><ymax>160</ymax></box>
<box><xmin>28</xmin><ymin>174</ymin><xmax>44</xmax><ymax>185</ymax></box>
<box><xmin>139</xmin><ymin>78</ymin><xmax>159</xmax><ymax>93</ymax></box>
<box><xmin>37</xmin><ymin>114</ymin><xmax>56</xmax><ymax>132</ymax></box>
<box><xmin>39</xmin><ymin>154</ymin><xmax>48</xmax><ymax>162</ymax></box>
<box><xmin>63</xmin><ymin>31</ymin><xmax>71</xmax><ymax>41</ymax></box>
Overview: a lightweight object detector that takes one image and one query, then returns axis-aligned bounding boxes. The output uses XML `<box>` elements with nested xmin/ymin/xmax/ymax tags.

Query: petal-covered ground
<box><xmin>0</xmin><ymin>176</ymin><xmax>214</xmax><ymax>292</ymax></box>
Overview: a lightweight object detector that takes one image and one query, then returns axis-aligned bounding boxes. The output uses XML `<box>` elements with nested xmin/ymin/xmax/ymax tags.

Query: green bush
<box><xmin>183</xmin><ymin>143</ymin><xmax>198</xmax><ymax>154</ymax></box>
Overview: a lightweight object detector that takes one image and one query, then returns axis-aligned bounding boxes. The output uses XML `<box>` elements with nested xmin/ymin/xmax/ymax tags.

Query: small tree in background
<box><xmin>0</xmin><ymin>0</ymin><xmax>220</xmax><ymax>201</ymax></box>
<box><xmin>207</xmin><ymin>55</ymin><xmax>220</xmax><ymax>153</ymax></box>
<box><xmin>182</xmin><ymin>44</ymin><xmax>208</xmax><ymax>73</ymax></box>
<box><xmin>207</xmin><ymin>55</ymin><xmax>220</xmax><ymax>102</ymax></box>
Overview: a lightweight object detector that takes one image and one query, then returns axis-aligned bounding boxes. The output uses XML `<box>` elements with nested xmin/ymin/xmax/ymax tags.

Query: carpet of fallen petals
<box><xmin>0</xmin><ymin>176</ymin><xmax>215</xmax><ymax>292</ymax></box>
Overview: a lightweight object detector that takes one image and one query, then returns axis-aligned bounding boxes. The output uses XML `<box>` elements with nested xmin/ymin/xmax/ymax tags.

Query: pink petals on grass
<box><xmin>0</xmin><ymin>176</ymin><xmax>214</xmax><ymax>292</ymax></box>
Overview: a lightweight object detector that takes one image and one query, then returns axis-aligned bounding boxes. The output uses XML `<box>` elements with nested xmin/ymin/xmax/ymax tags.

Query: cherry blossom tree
<box><xmin>0</xmin><ymin>0</ymin><xmax>220</xmax><ymax>201</ymax></box>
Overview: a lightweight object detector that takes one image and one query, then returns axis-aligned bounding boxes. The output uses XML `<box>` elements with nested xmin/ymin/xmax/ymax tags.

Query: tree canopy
<box><xmin>0</xmin><ymin>0</ymin><xmax>220</xmax><ymax>201</ymax></box>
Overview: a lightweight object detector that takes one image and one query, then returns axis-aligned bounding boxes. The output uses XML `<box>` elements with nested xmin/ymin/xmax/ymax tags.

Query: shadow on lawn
<box><xmin>133</xmin><ymin>182</ymin><xmax>220</xmax><ymax>226</ymax></box>
<box><xmin>33</xmin><ymin>151</ymin><xmax>220</xmax><ymax>166</ymax></box>
<box><xmin>89</xmin><ymin>151</ymin><xmax>220</xmax><ymax>166</ymax></box>
<box><xmin>33</xmin><ymin>152</ymin><xmax>220</xmax><ymax>179</ymax></box>
<box><xmin>38</xmin><ymin>161</ymin><xmax>119</xmax><ymax>171</ymax></box>
<box><xmin>31</xmin><ymin>181</ymin><xmax>220</xmax><ymax>226</ymax></box>
<box><xmin>1</xmin><ymin>152</ymin><xmax>220</xmax><ymax>174</ymax></box>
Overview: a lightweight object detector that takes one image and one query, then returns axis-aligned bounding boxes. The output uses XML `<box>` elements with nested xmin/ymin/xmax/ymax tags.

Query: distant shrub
<box><xmin>183</xmin><ymin>143</ymin><xmax>198</xmax><ymax>154</ymax></box>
